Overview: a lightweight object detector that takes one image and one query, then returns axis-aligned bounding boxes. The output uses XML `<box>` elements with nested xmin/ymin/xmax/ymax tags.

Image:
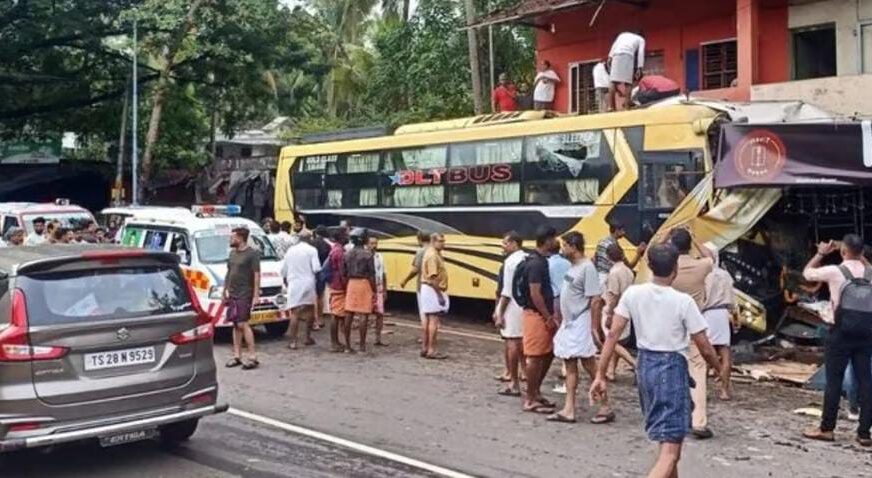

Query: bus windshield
<box><xmin>194</xmin><ymin>232</ymin><xmax>279</xmax><ymax>264</ymax></box>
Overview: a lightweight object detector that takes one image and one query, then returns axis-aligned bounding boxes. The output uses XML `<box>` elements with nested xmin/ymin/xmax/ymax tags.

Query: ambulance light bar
<box><xmin>191</xmin><ymin>204</ymin><xmax>241</xmax><ymax>217</ymax></box>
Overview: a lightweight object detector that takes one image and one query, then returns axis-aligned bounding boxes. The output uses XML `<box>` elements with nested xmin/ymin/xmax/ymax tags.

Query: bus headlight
<box><xmin>209</xmin><ymin>286</ymin><xmax>224</xmax><ymax>300</ymax></box>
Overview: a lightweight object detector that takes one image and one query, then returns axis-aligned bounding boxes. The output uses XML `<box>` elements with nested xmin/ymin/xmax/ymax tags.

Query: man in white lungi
<box><xmin>493</xmin><ymin>231</ymin><xmax>527</xmax><ymax>397</ymax></box>
<box><xmin>702</xmin><ymin>242</ymin><xmax>735</xmax><ymax>401</ymax></box>
<box><xmin>607</xmin><ymin>31</ymin><xmax>646</xmax><ymax>111</ymax></box>
<box><xmin>281</xmin><ymin>230</ymin><xmax>321</xmax><ymax>350</ymax></box>
<box><xmin>548</xmin><ymin>231</ymin><xmax>613</xmax><ymax>424</ymax></box>
<box><xmin>419</xmin><ymin>233</ymin><xmax>450</xmax><ymax>360</ymax></box>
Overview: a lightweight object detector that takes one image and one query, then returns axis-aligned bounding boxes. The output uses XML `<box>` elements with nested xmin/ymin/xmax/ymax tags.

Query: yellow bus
<box><xmin>275</xmin><ymin>106</ymin><xmax>718</xmax><ymax>301</ymax></box>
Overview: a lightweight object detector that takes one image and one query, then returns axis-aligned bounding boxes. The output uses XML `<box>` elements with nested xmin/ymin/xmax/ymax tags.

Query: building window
<box><xmin>645</xmin><ymin>50</ymin><xmax>665</xmax><ymax>76</ymax></box>
<box><xmin>240</xmin><ymin>146</ymin><xmax>252</xmax><ymax>158</ymax></box>
<box><xmin>701</xmin><ymin>40</ymin><xmax>737</xmax><ymax>89</ymax></box>
<box><xmin>791</xmin><ymin>24</ymin><xmax>836</xmax><ymax>80</ymax></box>
<box><xmin>568</xmin><ymin>61</ymin><xmax>599</xmax><ymax>115</ymax></box>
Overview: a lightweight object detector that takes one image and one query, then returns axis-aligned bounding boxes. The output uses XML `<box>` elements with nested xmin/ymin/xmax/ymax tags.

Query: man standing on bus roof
<box><xmin>400</xmin><ymin>231</ymin><xmax>432</xmax><ymax>355</ymax></box>
<box><xmin>494</xmin><ymin>231</ymin><xmax>527</xmax><ymax>397</ymax></box>
<box><xmin>492</xmin><ymin>72</ymin><xmax>518</xmax><ymax>113</ymax></box>
<box><xmin>533</xmin><ymin>60</ymin><xmax>560</xmax><ymax>111</ymax></box>
<box><xmin>224</xmin><ymin>227</ymin><xmax>260</xmax><ymax>370</ymax></box>
<box><xmin>607</xmin><ymin>31</ymin><xmax>646</xmax><ymax>111</ymax></box>
<box><xmin>281</xmin><ymin>230</ymin><xmax>321</xmax><ymax>351</ymax></box>
<box><xmin>420</xmin><ymin>233</ymin><xmax>450</xmax><ymax>360</ymax></box>
<box><xmin>327</xmin><ymin>229</ymin><xmax>350</xmax><ymax>353</ymax></box>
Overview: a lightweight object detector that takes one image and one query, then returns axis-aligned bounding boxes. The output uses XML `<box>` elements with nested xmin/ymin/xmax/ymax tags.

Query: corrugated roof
<box><xmin>469</xmin><ymin>0</ymin><xmax>593</xmax><ymax>29</ymax></box>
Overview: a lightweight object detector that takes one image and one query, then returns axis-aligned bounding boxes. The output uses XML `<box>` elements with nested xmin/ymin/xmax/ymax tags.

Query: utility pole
<box><xmin>489</xmin><ymin>25</ymin><xmax>495</xmax><ymax>112</ymax></box>
<box><xmin>115</xmin><ymin>86</ymin><xmax>129</xmax><ymax>206</ymax></box>
<box><xmin>131</xmin><ymin>14</ymin><xmax>139</xmax><ymax>205</ymax></box>
<box><xmin>464</xmin><ymin>0</ymin><xmax>483</xmax><ymax>115</ymax></box>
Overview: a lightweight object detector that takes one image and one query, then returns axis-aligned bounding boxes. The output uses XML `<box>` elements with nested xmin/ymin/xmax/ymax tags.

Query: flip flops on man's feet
<box><xmin>241</xmin><ymin>359</ymin><xmax>259</xmax><ymax>370</ymax></box>
<box><xmin>497</xmin><ymin>387</ymin><xmax>521</xmax><ymax>397</ymax></box>
<box><xmin>523</xmin><ymin>403</ymin><xmax>555</xmax><ymax>414</ymax></box>
<box><xmin>590</xmin><ymin>410</ymin><xmax>616</xmax><ymax>424</ymax></box>
<box><xmin>546</xmin><ymin>413</ymin><xmax>576</xmax><ymax>423</ymax></box>
<box><xmin>225</xmin><ymin>357</ymin><xmax>243</xmax><ymax>368</ymax></box>
<box><xmin>424</xmin><ymin>352</ymin><xmax>448</xmax><ymax>360</ymax></box>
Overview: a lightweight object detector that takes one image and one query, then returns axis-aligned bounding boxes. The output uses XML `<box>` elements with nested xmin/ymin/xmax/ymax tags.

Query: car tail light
<box><xmin>9</xmin><ymin>422</ymin><xmax>41</xmax><ymax>432</ymax></box>
<box><xmin>170</xmin><ymin>282</ymin><xmax>214</xmax><ymax>345</ymax></box>
<box><xmin>0</xmin><ymin>289</ymin><xmax>68</xmax><ymax>362</ymax></box>
<box><xmin>187</xmin><ymin>391</ymin><xmax>214</xmax><ymax>406</ymax></box>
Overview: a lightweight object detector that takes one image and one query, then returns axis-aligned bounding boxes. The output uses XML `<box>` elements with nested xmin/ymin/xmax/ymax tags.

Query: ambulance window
<box><xmin>170</xmin><ymin>233</ymin><xmax>191</xmax><ymax>265</ymax></box>
<box><xmin>2</xmin><ymin>216</ymin><xmax>19</xmax><ymax>235</ymax></box>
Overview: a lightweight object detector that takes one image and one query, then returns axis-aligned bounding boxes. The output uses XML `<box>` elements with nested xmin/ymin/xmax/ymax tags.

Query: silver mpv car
<box><xmin>0</xmin><ymin>245</ymin><xmax>225</xmax><ymax>455</ymax></box>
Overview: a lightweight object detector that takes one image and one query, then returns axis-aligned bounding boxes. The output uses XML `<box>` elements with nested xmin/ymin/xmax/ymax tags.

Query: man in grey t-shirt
<box><xmin>549</xmin><ymin>232</ymin><xmax>610</xmax><ymax>424</ymax></box>
<box><xmin>399</xmin><ymin>232</ymin><xmax>432</xmax><ymax>354</ymax></box>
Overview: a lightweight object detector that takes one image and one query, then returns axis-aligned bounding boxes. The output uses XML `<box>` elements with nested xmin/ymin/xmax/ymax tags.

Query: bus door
<box><xmin>637</xmin><ymin>150</ymin><xmax>706</xmax><ymax>242</ymax></box>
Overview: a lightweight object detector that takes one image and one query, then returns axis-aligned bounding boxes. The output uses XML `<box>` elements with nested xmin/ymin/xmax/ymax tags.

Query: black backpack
<box><xmin>836</xmin><ymin>265</ymin><xmax>872</xmax><ymax>340</ymax></box>
<box><xmin>511</xmin><ymin>256</ymin><xmax>533</xmax><ymax>308</ymax></box>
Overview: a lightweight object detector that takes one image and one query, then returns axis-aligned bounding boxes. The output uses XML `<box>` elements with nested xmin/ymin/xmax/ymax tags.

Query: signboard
<box><xmin>0</xmin><ymin>140</ymin><xmax>62</xmax><ymax>164</ymax></box>
<box><xmin>388</xmin><ymin>164</ymin><xmax>513</xmax><ymax>187</ymax></box>
<box><xmin>715</xmin><ymin>122</ymin><xmax>872</xmax><ymax>188</ymax></box>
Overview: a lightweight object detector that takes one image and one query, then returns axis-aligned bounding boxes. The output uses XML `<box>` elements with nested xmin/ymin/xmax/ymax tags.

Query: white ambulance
<box><xmin>119</xmin><ymin>205</ymin><xmax>289</xmax><ymax>336</ymax></box>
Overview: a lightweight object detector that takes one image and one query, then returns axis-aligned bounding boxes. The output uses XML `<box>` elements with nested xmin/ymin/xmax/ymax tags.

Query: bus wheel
<box><xmin>264</xmin><ymin>320</ymin><xmax>290</xmax><ymax>338</ymax></box>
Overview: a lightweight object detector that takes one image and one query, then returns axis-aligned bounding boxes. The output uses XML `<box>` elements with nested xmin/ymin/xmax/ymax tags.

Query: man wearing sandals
<box><xmin>281</xmin><ymin>230</ymin><xmax>321</xmax><ymax>350</ymax></box>
<box><xmin>420</xmin><ymin>233</ymin><xmax>450</xmax><ymax>360</ymax></box>
<box><xmin>224</xmin><ymin>227</ymin><xmax>260</xmax><ymax>370</ymax></box>
<box><xmin>548</xmin><ymin>231</ymin><xmax>614</xmax><ymax>425</ymax></box>
<box><xmin>494</xmin><ymin>231</ymin><xmax>527</xmax><ymax>397</ymax></box>
<box><xmin>591</xmin><ymin>243</ymin><xmax>725</xmax><ymax>478</ymax></box>
<box><xmin>521</xmin><ymin>226</ymin><xmax>559</xmax><ymax>414</ymax></box>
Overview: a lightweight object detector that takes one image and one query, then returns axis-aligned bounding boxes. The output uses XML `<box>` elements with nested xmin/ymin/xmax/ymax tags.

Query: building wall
<box><xmin>534</xmin><ymin>0</ymin><xmax>789</xmax><ymax>112</ymax></box>
<box><xmin>788</xmin><ymin>0</ymin><xmax>872</xmax><ymax>76</ymax></box>
<box><xmin>752</xmin><ymin>73</ymin><xmax>872</xmax><ymax>115</ymax></box>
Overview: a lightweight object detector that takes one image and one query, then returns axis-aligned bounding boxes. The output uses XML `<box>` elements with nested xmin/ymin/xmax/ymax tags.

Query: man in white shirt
<box><xmin>25</xmin><ymin>216</ymin><xmax>48</xmax><ymax>246</ymax></box>
<box><xmin>493</xmin><ymin>231</ymin><xmax>527</xmax><ymax>397</ymax></box>
<box><xmin>591</xmin><ymin>243</ymin><xmax>724</xmax><ymax>478</ymax></box>
<box><xmin>592</xmin><ymin>61</ymin><xmax>611</xmax><ymax>113</ymax></box>
<box><xmin>281</xmin><ymin>230</ymin><xmax>322</xmax><ymax>350</ymax></box>
<box><xmin>368</xmin><ymin>236</ymin><xmax>389</xmax><ymax>347</ymax></box>
<box><xmin>533</xmin><ymin>60</ymin><xmax>560</xmax><ymax>111</ymax></box>
<box><xmin>607</xmin><ymin>31</ymin><xmax>646</xmax><ymax>111</ymax></box>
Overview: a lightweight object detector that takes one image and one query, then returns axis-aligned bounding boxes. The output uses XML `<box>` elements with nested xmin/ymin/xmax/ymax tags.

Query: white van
<box><xmin>119</xmin><ymin>205</ymin><xmax>288</xmax><ymax>336</ymax></box>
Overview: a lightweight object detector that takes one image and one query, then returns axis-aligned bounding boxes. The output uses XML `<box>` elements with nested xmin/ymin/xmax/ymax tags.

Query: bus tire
<box><xmin>264</xmin><ymin>320</ymin><xmax>290</xmax><ymax>338</ymax></box>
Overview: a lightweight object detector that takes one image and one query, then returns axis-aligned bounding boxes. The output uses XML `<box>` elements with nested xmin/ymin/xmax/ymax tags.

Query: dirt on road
<box><xmin>216</xmin><ymin>313</ymin><xmax>872</xmax><ymax>478</ymax></box>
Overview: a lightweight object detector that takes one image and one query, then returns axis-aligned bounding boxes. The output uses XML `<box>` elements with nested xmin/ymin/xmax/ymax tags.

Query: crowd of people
<box><xmin>492</xmin><ymin>30</ymin><xmax>681</xmax><ymax>115</ymax></box>
<box><xmin>0</xmin><ymin>216</ymin><xmax>114</xmax><ymax>248</ymax></box>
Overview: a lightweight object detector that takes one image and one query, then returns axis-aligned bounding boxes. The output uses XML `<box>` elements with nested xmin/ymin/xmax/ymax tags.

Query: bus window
<box><xmin>449</xmin><ymin>140</ymin><xmax>522</xmax><ymax>205</ymax></box>
<box><xmin>382</xmin><ymin>146</ymin><xmax>447</xmax><ymax>207</ymax></box>
<box><xmin>640</xmin><ymin>151</ymin><xmax>705</xmax><ymax>210</ymax></box>
<box><xmin>524</xmin><ymin>130</ymin><xmax>614</xmax><ymax>205</ymax></box>
<box><xmin>325</xmin><ymin>152</ymin><xmax>380</xmax><ymax>208</ymax></box>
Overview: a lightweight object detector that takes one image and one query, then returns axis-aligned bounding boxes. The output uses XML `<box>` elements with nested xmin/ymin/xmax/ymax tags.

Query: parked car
<box><xmin>0</xmin><ymin>245</ymin><xmax>226</xmax><ymax>458</ymax></box>
<box><xmin>0</xmin><ymin>199</ymin><xmax>95</xmax><ymax>237</ymax></box>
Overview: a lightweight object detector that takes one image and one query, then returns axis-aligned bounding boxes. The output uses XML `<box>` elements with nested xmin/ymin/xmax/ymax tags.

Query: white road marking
<box><xmin>390</xmin><ymin>320</ymin><xmax>502</xmax><ymax>343</ymax></box>
<box><xmin>228</xmin><ymin>408</ymin><xmax>477</xmax><ymax>478</ymax></box>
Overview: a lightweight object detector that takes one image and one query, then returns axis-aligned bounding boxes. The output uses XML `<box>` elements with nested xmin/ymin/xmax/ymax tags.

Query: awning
<box><xmin>466</xmin><ymin>0</ymin><xmax>593</xmax><ymax>29</ymax></box>
<box><xmin>715</xmin><ymin>122</ymin><xmax>872</xmax><ymax>188</ymax></box>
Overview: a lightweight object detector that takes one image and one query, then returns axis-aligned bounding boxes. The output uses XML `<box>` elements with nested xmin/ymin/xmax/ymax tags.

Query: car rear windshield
<box><xmin>17</xmin><ymin>265</ymin><xmax>194</xmax><ymax>326</ymax></box>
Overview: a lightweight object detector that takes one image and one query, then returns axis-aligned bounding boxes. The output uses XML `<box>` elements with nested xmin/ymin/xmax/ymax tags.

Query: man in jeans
<box><xmin>802</xmin><ymin>234</ymin><xmax>872</xmax><ymax>447</ymax></box>
<box><xmin>224</xmin><ymin>227</ymin><xmax>261</xmax><ymax>370</ymax></box>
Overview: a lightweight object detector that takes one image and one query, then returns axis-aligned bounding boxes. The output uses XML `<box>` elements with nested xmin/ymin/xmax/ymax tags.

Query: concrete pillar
<box><xmin>736</xmin><ymin>0</ymin><xmax>759</xmax><ymax>99</ymax></box>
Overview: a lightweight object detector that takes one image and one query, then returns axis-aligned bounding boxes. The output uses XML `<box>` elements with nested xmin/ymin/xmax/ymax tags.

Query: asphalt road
<box><xmin>4</xmin><ymin>305</ymin><xmax>872</xmax><ymax>477</ymax></box>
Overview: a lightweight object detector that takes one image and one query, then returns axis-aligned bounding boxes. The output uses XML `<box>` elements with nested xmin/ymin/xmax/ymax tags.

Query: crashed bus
<box><xmin>670</xmin><ymin>101</ymin><xmax>871</xmax><ymax>340</ymax></box>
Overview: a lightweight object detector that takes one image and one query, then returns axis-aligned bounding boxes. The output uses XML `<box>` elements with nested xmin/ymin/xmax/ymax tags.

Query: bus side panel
<box><xmin>275</xmin><ymin>154</ymin><xmax>297</xmax><ymax>223</ymax></box>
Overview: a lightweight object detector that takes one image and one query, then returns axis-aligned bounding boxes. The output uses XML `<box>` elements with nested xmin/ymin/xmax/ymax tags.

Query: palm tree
<box><xmin>309</xmin><ymin>0</ymin><xmax>380</xmax><ymax>118</ymax></box>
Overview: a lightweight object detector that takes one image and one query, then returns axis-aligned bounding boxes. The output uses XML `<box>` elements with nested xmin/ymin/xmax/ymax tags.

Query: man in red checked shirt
<box><xmin>492</xmin><ymin>73</ymin><xmax>518</xmax><ymax>112</ymax></box>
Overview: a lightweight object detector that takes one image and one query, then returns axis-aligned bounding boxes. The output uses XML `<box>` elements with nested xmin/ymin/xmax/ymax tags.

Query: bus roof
<box><xmin>393</xmin><ymin>110</ymin><xmax>554</xmax><ymax>135</ymax></box>
<box><xmin>279</xmin><ymin>104</ymin><xmax>718</xmax><ymax>158</ymax></box>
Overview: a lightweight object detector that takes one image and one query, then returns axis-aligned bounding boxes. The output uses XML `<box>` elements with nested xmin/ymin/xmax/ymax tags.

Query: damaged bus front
<box><xmin>665</xmin><ymin>109</ymin><xmax>872</xmax><ymax>339</ymax></box>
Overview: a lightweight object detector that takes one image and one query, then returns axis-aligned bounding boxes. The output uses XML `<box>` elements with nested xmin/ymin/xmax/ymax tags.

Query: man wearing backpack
<box><xmin>802</xmin><ymin>234</ymin><xmax>872</xmax><ymax>447</ymax></box>
<box><xmin>516</xmin><ymin>226</ymin><xmax>560</xmax><ymax>414</ymax></box>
